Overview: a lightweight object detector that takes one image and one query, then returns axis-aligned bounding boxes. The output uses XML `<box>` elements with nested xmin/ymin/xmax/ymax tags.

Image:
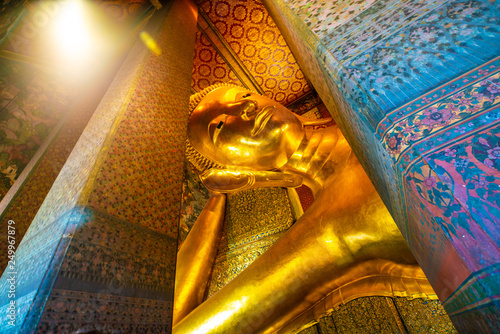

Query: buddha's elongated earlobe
<box><xmin>200</xmin><ymin>168</ymin><xmax>303</xmax><ymax>193</ymax></box>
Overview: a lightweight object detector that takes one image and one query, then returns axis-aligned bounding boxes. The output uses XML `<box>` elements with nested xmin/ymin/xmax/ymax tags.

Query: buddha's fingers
<box><xmin>200</xmin><ymin>168</ymin><xmax>303</xmax><ymax>193</ymax></box>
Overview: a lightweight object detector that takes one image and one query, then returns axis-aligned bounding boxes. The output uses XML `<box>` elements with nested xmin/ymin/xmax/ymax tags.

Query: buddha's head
<box><xmin>187</xmin><ymin>84</ymin><xmax>305</xmax><ymax>171</ymax></box>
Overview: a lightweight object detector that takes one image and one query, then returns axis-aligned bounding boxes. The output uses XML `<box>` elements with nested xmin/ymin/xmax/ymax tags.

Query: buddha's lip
<box><xmin>251</xmin><ymin>106</ymin><xmax>275</xmax><ymax>137</ymax></box>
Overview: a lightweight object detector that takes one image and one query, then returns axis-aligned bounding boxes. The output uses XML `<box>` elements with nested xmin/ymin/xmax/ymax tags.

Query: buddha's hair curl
<box><xmin>186</xmin><ymin>83</ymin><xmax>258</xmax><ymax>173</ymax></box>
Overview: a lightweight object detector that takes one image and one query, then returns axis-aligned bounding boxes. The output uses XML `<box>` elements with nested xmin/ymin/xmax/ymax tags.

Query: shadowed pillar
<box><xmin>0</xmin><ymin>0</ymin><xmax>197</xmax><ymax>332</ymax></box>
<box><xmin>262</xmin><ymin>0</ymin><xmax>500</xmax><ymax>332</ymax></box>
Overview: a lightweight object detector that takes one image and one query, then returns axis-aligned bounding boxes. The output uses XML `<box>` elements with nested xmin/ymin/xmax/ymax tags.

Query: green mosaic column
<box><xmin>0</xmin><ymin>0</ymin><xmax>197</xmax><ymax>332</ymax></box>
<box><xmin>263</xmin><ymin>0</ymin><xmax>500</xmax><ymax>332</ymax></box>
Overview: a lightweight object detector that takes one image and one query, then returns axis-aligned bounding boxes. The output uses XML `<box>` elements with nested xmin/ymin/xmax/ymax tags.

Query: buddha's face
<box><xmin>188</xmin><ymin>86</ymin><xmax>305</xmax><ymax>170</ymax></box>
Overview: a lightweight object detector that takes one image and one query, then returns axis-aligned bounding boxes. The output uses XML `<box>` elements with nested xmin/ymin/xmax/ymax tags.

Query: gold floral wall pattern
<box><xmin>191</xmin><ymin>31</ymin><xmax>242</xmax><ymax>91</ymax></box>
<box><xmin>193</xmin><ymin>0</ymin><xmax>312</xmax><ymax>106</ymax></box>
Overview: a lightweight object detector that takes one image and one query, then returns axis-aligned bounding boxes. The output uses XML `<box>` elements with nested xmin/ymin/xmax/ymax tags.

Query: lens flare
<box><xmin>53</xmin><ymin>0</ymin><xmax>91</xmax><ymax>60</ymax></box>
<box><xmin>140</xmin><ymin>31</ymin><xmax>162</xmax><ymax>56</ymax></box>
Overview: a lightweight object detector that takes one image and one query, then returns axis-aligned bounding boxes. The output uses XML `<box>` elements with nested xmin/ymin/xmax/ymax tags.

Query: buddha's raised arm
<box><xmin>174</xmin><ymin>168</ymin><xmax>303</xmax><ymax>324</ymax></box>
<box><xmin>200</xmin><ymin>169</ymin><xmax>303</xmax><ymax>193</ymax></box>
<box><xmin>173</xmin><ymin>191</ymin><xmax>226</xmax><ymax>325</ymax></box>
<box><xmin>173</xmin><ymin>152</ymin><xmax>434</xmax><ymax>334</ymax></box>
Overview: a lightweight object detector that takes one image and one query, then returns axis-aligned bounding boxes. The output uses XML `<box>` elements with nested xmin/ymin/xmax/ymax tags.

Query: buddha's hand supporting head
<box><xmin>188</xmin><ymin>85</ymin><xmax>306</xmax><ymax>171</ymax></box>
<box><xmin>200</xmin><ymin>168</ymin><xmax>303</xmax><ymax>193</ymax></box>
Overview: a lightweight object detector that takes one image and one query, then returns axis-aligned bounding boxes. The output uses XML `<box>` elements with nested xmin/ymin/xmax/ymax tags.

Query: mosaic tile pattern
<box><xmin>263</xmin><ymin>0</ymin><xmax>500</xmax><ymax>330</ymax></box>
<box><xmin>394</xmin><ymin>297</ymin><xmax>457</xmax><ymax>333</ymax></box>
<box><xmin>330</xmin><ymin>297</ymin><xmax>404</xmax><ymax>333</ymax></box>
<box><xmin>448</xmin><ymin>304</ymin><xmax>500</xmax><ymax>334</ymax></box>
<box><xmin>0</xmin><ymin>208</ymin><xmax>74</xmax><ymax>333</ymax></box>
<box><xmin>197</xmin><ymin>0</ymin><xmax>311</xmax><ymax>105</ymax></box>
<box><xmin>343</xmin><ymin>0</ymin><xmax>500</xmax><ymax>114</ymax></box>
<box><xmin>378</xmin><ymin>60</ymin><xmax>500</xmax><ymax>283</ymax></box>
<box><xmin>219</xmin><ymin>187</ymin><xmax>294</xmax><ymax>251</ymax></box>
<box><xmin>282</xmin><ymin>0</ymin><xmax>378</xmax><ymax>41</ymax></box>
<box><xmin>35</xmin><ymin>207</ymin><xmax>176</xmax><ymax>333</ymax></box>
<box><xmin>0</xmin><ymin>1</ymin><xmax>197</xmax><ymax>331</ymax></box>
<box><xmin>380</xmin><ymin>62</ymin><xmax>500</xmax><ymax>332</ymax></box>
<box><xmin>444</xmin><ymin>264</ymin><xmax>500</xmax><ymax>334</ymax></box>
<box><xmin>297</xmin><ymin>297</ymin><xmax>456</xmax><ymax>334</ymax></box>
<box><xmin>191</xmin><ymin>31</ymin><xmax>243</xmax><ymax>92</ymax></box>
<box><xmin>178</xmin><ymin>163</ymin><xmax>210</xmax><ymax>246</ymax></box>
<box><xmin>207</xmin><ymin>187</ymin><xmax>295</xmax><ymax>297</ymax></box>
<box><xmin>37</xmin><ymin>290</ymin><xmax>172</xmax><ymax>333</ymax></box>
<box><xmin>281</xmin><ymin>0</ymin><xmax>500</xmax><ymax>126</ymax></box>
<box><xmin>55</xmin><ymin>207</ymin><xmax>176</xmax><ymax>291</ymax></box>
<box><xmin>207</xmin><ymin>231</ymin><xmax>286</xmax><ymax>297</ymax></box>
<box><xmin>280</xmin><ymin>0</ymin><xmax>500</xmax><ymax>115</ymax></box>
<box><xmin>262</xmin><ymin>0</ymin><xmax>398</xmax><ymax>220</ymax></box>
<box><xmin>0</xmin><ymin>64</ymin><xmax>110</xmax><ymax>273</ymax></box>
<box><xmin>443</xmin><ymin>263</ymin><xmax>500</xmax><ymax>319</ymax></box>
<box><xmin>325</xmin><ymin>0</ymin><xmax>446</xmax><ymax>61</ymax></box>
<box><xmin>317</xmin><ymin>315</ymin><xmax>337</xmax><ymax>334</ymax></box>
<box><xmin>87</xmin><ymin>0</ymin><xmax>197</xmax><ymax>238</ymax></box>
<box><xmin>21</xmin><ymin>33</ymin><xmax>148</xmax><ymax>241</ymax></box>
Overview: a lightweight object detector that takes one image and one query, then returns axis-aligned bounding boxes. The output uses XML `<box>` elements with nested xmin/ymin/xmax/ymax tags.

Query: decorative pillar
<box><xmin>0</xmin><ymin>0</ymin><xmax>197</xmax><ymax>332</ymax></box>
<box><xmin>263</xmin><ymin>0</ymin><xmax>500</xmax><ymax>332</ymax></box>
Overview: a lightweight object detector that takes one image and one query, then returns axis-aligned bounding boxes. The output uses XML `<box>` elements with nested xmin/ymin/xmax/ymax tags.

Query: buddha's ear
<box><xmin>296</xmin><ymin>114</ymin><xmax>333</xmax><ymax>127</ymax></box>
<box><xmin>200</xmin><ymin>168</ymin><xmax>303</xmax><ymax>193</ymax></box>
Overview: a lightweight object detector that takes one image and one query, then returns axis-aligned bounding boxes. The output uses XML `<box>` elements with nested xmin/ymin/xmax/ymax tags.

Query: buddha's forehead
<box><xmin>204</xmin><ymin>86</ymin><xmax>247</xmax><ymax>104</ymax></box>
<box><xmin>190</xmin><ymin>87</ymin><xmax>252</xmax><ymax>123</ymax></box>
<box><xmin>191</xmin><ymin>86</ymin><xmax>282</xmax><ymax>120</ymax></box>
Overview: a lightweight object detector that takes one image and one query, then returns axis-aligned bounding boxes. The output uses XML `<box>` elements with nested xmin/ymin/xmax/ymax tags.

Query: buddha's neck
<box><xmin>281</xmin><ymin>126</ymin><xmax>352</xmax><ymax>197</ymax></box>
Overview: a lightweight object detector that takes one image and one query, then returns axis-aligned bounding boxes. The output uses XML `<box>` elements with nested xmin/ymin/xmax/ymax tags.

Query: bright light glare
<box><xmin>140</xmin><ymin>31</ymin><xmax>162</xmax><ymax>56</ymax></box>
<box><xmin>197</xmin><ymin>298</ymin><xmax>247</xmax><ymax>333</ymax></box>
<box><xmin>239</xmin><ymin>138</ymin><xmax>260</xmax><ymax>146</ymax></box>
<box><xmin>54</xmin><ymin>0</ymin><xmax>91</xmax><ymax>59</ymax></box>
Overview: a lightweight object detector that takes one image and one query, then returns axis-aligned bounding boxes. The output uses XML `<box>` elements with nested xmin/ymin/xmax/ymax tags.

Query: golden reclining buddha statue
<box><xmin>173</xmin><ymin>84</ymin><xmax>435</xmax><ymax>333</ymax></box>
